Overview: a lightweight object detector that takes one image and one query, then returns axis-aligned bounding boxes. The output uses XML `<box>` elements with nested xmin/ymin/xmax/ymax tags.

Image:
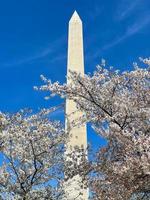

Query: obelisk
<box><xmin>64</xmin><ymin>11</ymin><xmax>88</xmax><ymax>200</ymax></box>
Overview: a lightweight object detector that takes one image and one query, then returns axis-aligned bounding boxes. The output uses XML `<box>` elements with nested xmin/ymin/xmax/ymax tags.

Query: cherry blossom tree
<box><xmin>37</xmin><ymin>58</ymin><xmax>150</xmax><ymax>200</ymax></box>
<box><xmin>0</xmin><ymin>109</ymin><xmax>66</xmax><ymax>200</ymax></box>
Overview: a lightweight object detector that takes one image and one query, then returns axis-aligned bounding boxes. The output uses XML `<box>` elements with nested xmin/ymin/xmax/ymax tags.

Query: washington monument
<box><xmin>64</xmin><ymin>11</ymin><xmax>88</xmax><ymax>199</ymax></box>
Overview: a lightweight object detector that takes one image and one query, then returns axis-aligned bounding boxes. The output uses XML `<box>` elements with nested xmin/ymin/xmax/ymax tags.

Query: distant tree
<box><xmin>38</xmin><ymin>58</ymin><xmax>150</xmax><ymax>200</ymax></box>
<box><xmin>0</xmin><ymin>109</ymin><xmax>66</xmax><ymax>200</ymax></box>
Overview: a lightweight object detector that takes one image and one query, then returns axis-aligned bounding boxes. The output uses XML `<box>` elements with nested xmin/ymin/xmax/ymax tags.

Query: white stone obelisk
<box><xmin>64</xmin><ymin>11</ymin><xmax>88</xmax><ymax>200</ymax></box>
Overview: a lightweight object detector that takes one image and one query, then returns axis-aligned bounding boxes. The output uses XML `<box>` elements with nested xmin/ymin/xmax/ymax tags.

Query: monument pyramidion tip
<box><xmin>69</xmin><ymin>10</ymin><xmax>82</xmax><ymax>23</ymax></box>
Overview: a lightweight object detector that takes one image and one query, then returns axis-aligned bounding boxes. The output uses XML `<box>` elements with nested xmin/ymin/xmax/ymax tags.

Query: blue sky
<box><xmin>0</xmin><ymin>0</ymin><xmax>150</xmax><ymax>148</ymax></box>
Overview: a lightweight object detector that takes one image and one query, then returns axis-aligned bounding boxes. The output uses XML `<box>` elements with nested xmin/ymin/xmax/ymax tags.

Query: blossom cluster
<box><xmin>38</xmin><ymin>58</ymin><xmax>150</xmax><ymax>199</ymax></box>
<box><xmin>0</xmin><ymin>109</ymin><xmax>65</xmax><ymax>199</ymax></box>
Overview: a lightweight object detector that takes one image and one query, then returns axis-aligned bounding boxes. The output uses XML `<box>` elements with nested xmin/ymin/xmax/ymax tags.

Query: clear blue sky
<box><xmin>0</xmin><ymin>0</ymin><xmax>150</xmax><ymax>148</ymax></box>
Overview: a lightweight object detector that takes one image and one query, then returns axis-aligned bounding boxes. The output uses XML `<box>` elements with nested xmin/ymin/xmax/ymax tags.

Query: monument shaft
<box><xmin>64</xmin><ymin>11</ymin><xmax>88</xmax><ymax>200</ymax></box>
<box><xmin>66</xmin><ymin>11</ymin><xmax>87</xmax><ymax>148</ymax></box>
